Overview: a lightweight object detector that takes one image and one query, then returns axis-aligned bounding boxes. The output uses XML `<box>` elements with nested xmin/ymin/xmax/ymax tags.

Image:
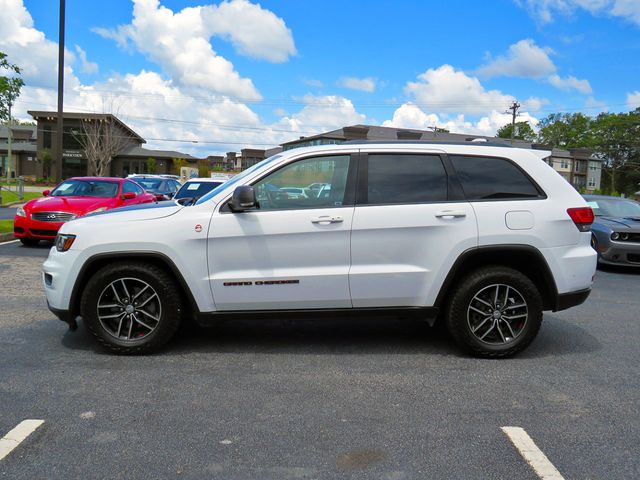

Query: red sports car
<box><xmin>14</xmin><ymin>177</ymin><xmax>157</xmax><ymax>246</ymax></box>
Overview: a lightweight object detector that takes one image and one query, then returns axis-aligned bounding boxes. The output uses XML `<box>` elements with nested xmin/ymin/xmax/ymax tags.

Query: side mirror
<box><xmin>122</xmin><ymin>192</ymin><xmax>136</xmax><ymax>200</ymax></box>
<box><xmin>167</xmin><ymin>192</ymin><xmax>175</xmax><ymax>199</ymax></box>
<box><xmin>42</xmin><ymin>189</ymin><xmax>50</xmax><ymax>196</ymax></box>
<box><xmin>230</xmin><ymin>186</ymin><xmax>257</xmax><ymax>212</ymax></box>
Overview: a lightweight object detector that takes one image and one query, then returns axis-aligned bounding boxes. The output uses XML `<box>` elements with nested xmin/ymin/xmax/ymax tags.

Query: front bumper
<box><xmin>14</xmin><ymin>215</ymin><xmax>64</xmax><ymax>240</ymax></box>
<box><xmin>47</xmin><ymin>301</ymin><xmax>78</xmax><ymax>331</ymax></box>
<box><xmin>598</xmin><ymin>240</ymin><xmax>640</xmax><ymax>266</ymax></box>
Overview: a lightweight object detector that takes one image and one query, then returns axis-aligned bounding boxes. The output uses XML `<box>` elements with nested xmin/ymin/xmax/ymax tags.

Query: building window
<box><xmin>43</xmin><ymin>126</ymin><xmax>52</xmax><ymax>149</ymax></box>
<box><xmin>588</xmin><ymin>177</ymin><xmax>596</xmax><ymax>188</ymax></box>
<box><xmin>589</xmin><ymin>162</ymin><xmax>598</xmax><ymax>171</ymax></box>
<box><xmin>561</xmin><ymin>160</ymin><xmax>569</xmax><ymax>169</ymax></box>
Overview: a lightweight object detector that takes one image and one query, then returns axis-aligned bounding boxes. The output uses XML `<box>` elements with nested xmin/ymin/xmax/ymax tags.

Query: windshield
<box><xmin>51</xmin><ymin>180</ymin><xmax>119</xmax><ymax>198</ymax></box>
<box><xmin>136</xmin><ymin>179</ymin><xmax>163</xmax><ymax>190</ymax></box>
<box><xmin>586</xmin><ymin>198</ymin><xmax>640</xmax><ymax>217</ymax></box>
<box><xmin>175</xmin><ymin>181</ymin><xmax>222</xmax><ymax>200</ymax></box>
<box><xmin>195</xmin><ymin>154</ymin><xmax>283</xmax><ymax>205</ymax></box>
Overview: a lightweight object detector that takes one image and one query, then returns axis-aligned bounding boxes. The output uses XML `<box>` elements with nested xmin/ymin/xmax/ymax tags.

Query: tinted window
<box><xmin>122</xmin><ymin>181</ymin><xmax>141</xmax><ymax>195</ymax></box>
<box><xmin>364</xmin><ymin>154</ymin><xmax>447</xmax><ymax>205</ymax></box>
<box><xmin>450</xmin><ymin>155</ymin><xmax>541</xmax><ymax>200</ymax></box>
<box><xmin>253</xmin><ymin>155</ymin><xmax>351</xmax><ymax>210</ymax></box>
<box><xmin>175</xmin><ymin>181</ymin><xmax>222</xmax><ymax>200</ymax></box>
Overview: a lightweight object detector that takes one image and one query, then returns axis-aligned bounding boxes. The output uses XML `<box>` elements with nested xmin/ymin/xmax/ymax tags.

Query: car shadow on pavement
<box><xmin>59</xmin><ymin>314</ymin><xmax>601</xmax><ymax>358</ymax></box>
<box><xmin>597</xmin><ymin>264</ymin><xmax>640</xmax><ymax>275</ymax></box>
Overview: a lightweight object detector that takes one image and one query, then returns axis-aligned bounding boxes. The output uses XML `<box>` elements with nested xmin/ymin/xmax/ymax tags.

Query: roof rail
<box><xmin>341</xmin><ymin>140</ymin><xmax>516</xmax><ymax>148</ymax></box>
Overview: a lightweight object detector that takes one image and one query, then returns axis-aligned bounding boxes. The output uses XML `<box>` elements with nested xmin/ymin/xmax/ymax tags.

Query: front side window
<box><xmin>362</xmin><ymin>154</ymin><xmax>448</xmax><ymax>205</ymax></box>
<box><xmin>253</xmin><ymin>155</ymin><xmax>351</xmax><ymax>210</ymax></box>
<box><xmin>450</xmin><ymin>155</ymin><xmax>542</xmax><ymax>200</ymax></box>
<box><xmin>122</xmin><ymin>181</ymin><xmax>143</xmax><ymax>195</ymax></box>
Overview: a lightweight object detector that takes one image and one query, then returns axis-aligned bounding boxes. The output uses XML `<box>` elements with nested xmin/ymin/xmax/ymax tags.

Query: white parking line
<box><xmin>0</xmin><ymin>420</ymin><xmax>45</xmax><ymax>461</ymax></box>
<box><xmin>0</xmin><ymin>239</ymin><xmax>19</xmax><ymax>246</ymax></box>
<box><xmin>501</xmin><ymin>426</ymin><xmax>565</xmax><ymax>480</ymax></box>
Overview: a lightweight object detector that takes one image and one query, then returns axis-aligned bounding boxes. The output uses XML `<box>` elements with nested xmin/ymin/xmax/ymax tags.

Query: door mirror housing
<box><xmin>42</xmin><ymin>189</ymin><xmax>50</xmax><ymax>197</ymax></box>
<box><xmin>122</xmin><ymin>192</ymin><xmax>136</xmax><ymax>200</ymax></box>
<box><xmin>230</xmin><ymin>186</ymin><xmax>257</xmax><ymax>212</ymax></box>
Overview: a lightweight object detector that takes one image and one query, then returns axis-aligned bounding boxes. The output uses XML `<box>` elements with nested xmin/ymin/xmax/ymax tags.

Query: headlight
<box><xmin>621</xmin><ymin>233</ymin><xmax>629</xmax><ymax>241</ymax></box>
<box><xmin>87</xmin><ymin>207</ymin><xmax>108</xmax><ymax>215</ymax></box>
<box><xmin>611</xmin><ymin>232</ymin><xmax>620</xmax><ymax>240</ymax></box>
<box><xmin>16</xmin><ymin>206</ymin><xmax>26</xmax><ymax>217</ymax></box>
<box><xmin>55</xmin><ymin>234</ymin><xmax>76</xmax><ymax>252</ymax></box>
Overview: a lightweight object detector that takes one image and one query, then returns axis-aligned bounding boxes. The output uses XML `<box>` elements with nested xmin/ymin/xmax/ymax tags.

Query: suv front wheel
<box><xmin>446</xmin><ymin>266</ymin><xmax>543</xmax><ymax>358</ymax></box>
<box><xmin>80</xmin><ymin>262</ymin><xmax>183</xmax><ymax>354</ymax></box>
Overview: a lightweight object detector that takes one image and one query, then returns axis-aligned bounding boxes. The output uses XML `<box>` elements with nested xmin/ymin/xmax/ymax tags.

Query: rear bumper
<box><xmin>554</xmin><ymin>288</ymin><xmax>591</xmax><ymax>312</ymax></box>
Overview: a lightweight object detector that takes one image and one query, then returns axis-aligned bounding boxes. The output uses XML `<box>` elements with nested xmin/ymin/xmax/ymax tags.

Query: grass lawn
<box><xmin>0</xmin><ymin>220</ymin><xmax>13</xmax><ymax>234</ymax></box>
<box><xmin>1</xmin><ymin>190</ymin><xmax>41</xmax><ymax>205</ymax></box>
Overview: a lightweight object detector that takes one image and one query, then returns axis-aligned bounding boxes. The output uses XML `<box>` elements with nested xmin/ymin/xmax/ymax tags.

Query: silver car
<box><xmin>584</xmin><ymin>195</ymin><xmax>640</xmax><ymax>267</ymax></box>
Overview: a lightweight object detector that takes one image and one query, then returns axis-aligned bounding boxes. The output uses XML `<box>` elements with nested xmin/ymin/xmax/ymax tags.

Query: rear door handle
<box><xmin>435</xmin><ymin>210</ymin><xmax>466</xmax><ymax>219</ymax></box>
<box><xmin>311</xmin><ymin>216</ymin><xmax>344</xmax><ymax>224</ymax></box>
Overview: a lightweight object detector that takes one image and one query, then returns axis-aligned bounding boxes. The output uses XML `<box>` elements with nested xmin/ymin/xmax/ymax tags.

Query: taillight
<box><xmin>567</xmin><ymin>207</ymin><xmax>594</xmax><ymax>232</ymax></box>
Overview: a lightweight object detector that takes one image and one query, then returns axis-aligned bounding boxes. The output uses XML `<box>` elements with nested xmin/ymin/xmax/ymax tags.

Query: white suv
<box><xmin>43</xmin><ymin>143</ymin><xmax>597</xmax><ymax>357</ymax></box>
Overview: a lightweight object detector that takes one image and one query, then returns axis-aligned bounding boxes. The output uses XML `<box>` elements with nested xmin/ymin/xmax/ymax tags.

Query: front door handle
<box><xmin>435</xmin><ymin>210</ymin><xmax>467</xmax><ymax>219</ymax></box>
<box><xmin>311</xmin><ymin>216</ymin><xmax>344</xmax><ymax>224</ymax></box>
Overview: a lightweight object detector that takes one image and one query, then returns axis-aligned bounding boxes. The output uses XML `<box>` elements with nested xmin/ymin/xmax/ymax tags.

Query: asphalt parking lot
<box><xmin>0</xmin><ymin>239</ymin><xmax>638</xmax><ymax>479</ymax></box>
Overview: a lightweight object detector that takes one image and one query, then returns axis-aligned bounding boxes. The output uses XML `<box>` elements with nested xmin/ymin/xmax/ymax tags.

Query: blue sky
<box><xmin>2</xmin><ymin>0</ymin><xmax>639</xmax><ymax>156</ymax></box>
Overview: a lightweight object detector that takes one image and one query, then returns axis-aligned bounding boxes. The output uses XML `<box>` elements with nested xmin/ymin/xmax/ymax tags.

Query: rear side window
<box><xmin>363</xmin><ymin>154</ymin><xmax>448</xmax><ymax>205</ymax></box>
<box><xmin>450</xmin><ymin>155</ymin><xmax>541</xmax><ymax>200</ymax></box>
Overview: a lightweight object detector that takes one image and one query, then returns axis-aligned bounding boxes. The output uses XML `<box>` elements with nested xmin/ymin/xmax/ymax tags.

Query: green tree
<box><xmin>537</xmin><ymin>112</ymin><xmax>594</xmax><ymax>148</ymax></box>
<box><xmin>146</xmin><ymin>157</ymin><xmax>157</xmax><ymax>174</ymax></box>
<box><xmin>38</xmin><ymin>148</ymin><xmax>52</xmax><ymax>179</ymax></box>
<box><xmin>197</xmin><ymin>159</ymin><xmax>209</xmax><ymax>177</ymax></box>
<box><xmin>496</xmin><ymin>121</ymin><xmax>536</xmax><ymax>142</ymax></box>
<box><xmin>0</xmin><ymin>52</ymin><xmax>24</xmax><ymax>123</ymax></box>
<box><xmin>172</xmin><ymin>158</ymin><xmax>187</xmax><ymax>175</ymax></box>
<box><xmin>591</xmin><ymin>109</ymin><xmax>640</xmax><ymax>194</ymax></box>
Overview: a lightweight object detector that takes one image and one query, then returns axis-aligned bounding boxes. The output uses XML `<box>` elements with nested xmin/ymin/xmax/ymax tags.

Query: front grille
<box><xmin>31</xmin><ymin>211</ymin><xmax>75</xmax><ymax>222</ymax></box>
<box><xmin>627</xmin><ymin>254</ymin><xmax>640</xmax><ymax>263</ymax></box>
<box><xmin>29</xmin><ymin>229</ymin><xmax>58</xmax><ymax>237</ymax></box>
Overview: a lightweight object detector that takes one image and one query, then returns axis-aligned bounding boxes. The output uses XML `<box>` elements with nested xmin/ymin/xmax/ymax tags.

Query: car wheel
<box><xmin>81</xmin><ymin>262</ymin><xmax>183</xmax><ymax>354</ymax></box>
<box><xmin>19</xmin><ymin>238</ymin><xmax>40</xmax><ymax>247</ymax></box>
<box><xmin>591</xmin><ymin>234</ymin><xmax>602</xmax><ymax>262</ymax></box>
<box><xmin>446</xmin><ymin>266</ymin><xmax>543</xmax><ymax>358</ymax></box>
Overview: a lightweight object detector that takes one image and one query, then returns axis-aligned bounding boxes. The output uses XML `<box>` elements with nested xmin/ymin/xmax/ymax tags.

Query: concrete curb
<box><xmin>0</xmin><ymin>232</ymin><xmax>15</xmax><ymax>243</ymax></box>
<box><xmin>1</xmin><ymin>201</ymin><xmax>23</xmax><ymax>208</ymax></box>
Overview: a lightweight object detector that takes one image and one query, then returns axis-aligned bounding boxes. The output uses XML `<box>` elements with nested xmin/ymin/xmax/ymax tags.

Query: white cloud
<box><xmin>477</xmin><ymin>39</ymin><xmax>556</xmax><ymax>78</ymax></box>
<box><xmin>404</xmin><ymin>64</ymin><xmax>543</xmax><ymax>115</ymax></box>
<box><xmin>275</xmin><ymin>94</ymin><xmax>366</xmax><ymax>133</ymax></box>
<box><xmin>383</xmin><ymin>102</ymin><xmax>539</xmax><ymax>137</ymax></box>
<box><xmin>627</xmin><ymin>91</ymin><xmax>640</xmax><ymax>109</ymax></box>
<box><xmin>200</xmin><ymin>0</ymin><xmax>296</xmax><ymax>63</ymax></box>
<box><xmin>304</xmin><ymin>79</ymin><xmax>323</xmax><ymax>88</ymax></box>
<box><xmin>338</xmin><ymin>76</ymin><xmax>376</xmax><ymax>92</ymax></box>
<box><xmin>548</xmin><ymin>74</ymin><xmax>592</xmax><ymax>93</ymax></box>
<box><xmin>518</xmin><ymin>0</ymin><xmax>640</xmax><ymax>26</ymax></box>
<box><xmin>94</xmin><ymin>0</ymin><xmax>295</xmax><ymax>100</ymax></box>
<box><xmin>0</xmin><ymin>0</ymin><xmax>77</xmax><ymax>90</ymax></box>
<box><xmin>74</xmin><ymin>45</ymin><xmax>98</xmax><ymax>74</ymax></box>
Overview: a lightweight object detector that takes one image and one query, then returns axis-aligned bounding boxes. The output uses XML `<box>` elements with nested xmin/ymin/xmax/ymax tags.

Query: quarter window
<box><xmin>450</xmin><ymin>155</ymin><xmax>541</xmax><ymax>200</ymax></box>
<box><xmin>253</xmin><ymin>155</ymin><xmax>351</xmax><ymax>210</ymax></box>
<box><xmin>363</xmin><ymin>154</ymin><xmax>448</xmax><ymax>205</ymax></box>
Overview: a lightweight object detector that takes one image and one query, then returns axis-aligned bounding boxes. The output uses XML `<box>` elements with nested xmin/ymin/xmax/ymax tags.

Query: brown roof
<box><xmin>28</xmin><ymin>111</ymin><xmax>146</xmax><ymax>144</ymax></box>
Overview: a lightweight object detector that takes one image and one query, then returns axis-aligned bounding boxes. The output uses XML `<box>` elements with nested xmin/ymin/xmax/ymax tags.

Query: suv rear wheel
<box><xmin>81</xmin><ymin>262</ymin><xmax>183</xmax><ymax>354</ymax></box>
<box><xmin>446</xmin><ymin>266</ymin><xmax>543</xmax><ymax>358</ymax></box>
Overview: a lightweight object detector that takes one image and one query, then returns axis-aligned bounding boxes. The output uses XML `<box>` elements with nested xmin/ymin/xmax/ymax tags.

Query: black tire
<box><xmin>80</xmin><ymin>262</ymin><xmax>183</xmax><ymax>354</ymax></box>
<box><xmin>591</xmin><ymin>234</ymin><xmax>602</xmax><ymax>263</ymax></box>
<box><xmin>19</xmin><ymin>238</ymin><xmax>40</xmax><ymax>247</ymax></box>
<box><xmin>445</xmin><ymin>266</ymin><xmax>543</xmax><ymax>358</ymax></box>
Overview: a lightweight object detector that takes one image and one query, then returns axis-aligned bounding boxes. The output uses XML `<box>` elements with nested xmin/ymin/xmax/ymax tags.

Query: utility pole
<box><xmin>54</xmin><ymin>0</ymin><xmax>65</xmax><ymax>183</ymax></box>
<box><xmin>506</xmin><ymin>100</ymin><xmax>520</xmax><ymax>144</ymax></box>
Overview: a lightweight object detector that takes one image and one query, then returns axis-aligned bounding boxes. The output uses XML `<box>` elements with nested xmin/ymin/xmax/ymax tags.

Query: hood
<box><xmin>26</xmin><ymin>196</ymin><xmax>115</xmax><ymax>216</ymax></box>
<box><xmin>72</xmin><ymin>200</ymin><xmax>182</xmax><ymax>224</ymax></box>
<box><xmin>596</xmin><ymin>216</ymin><xmax>640</xmax><ymax>230</ymax></box>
